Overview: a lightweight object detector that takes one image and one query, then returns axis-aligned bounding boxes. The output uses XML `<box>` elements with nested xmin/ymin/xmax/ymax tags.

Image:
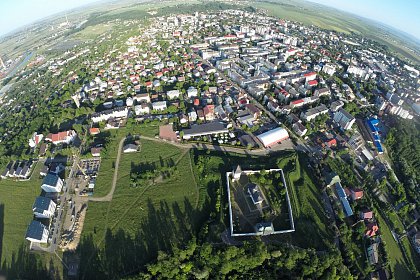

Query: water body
<box><xmin>7</xmin><ymin>51</ymin><xmax>33</xmax><ymax>78</ymax></box>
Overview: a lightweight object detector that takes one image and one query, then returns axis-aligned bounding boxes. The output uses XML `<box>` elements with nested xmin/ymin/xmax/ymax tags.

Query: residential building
<box><xmin>41</xmin><ymin>173</ymin><xmax>63</xmax><ymax>193</ymax></box>
<box><xmin>45</xmin><ymin>130</ymin><xmax>77</xmax><ymax>145</ymax></box>
<box><xmin>333</xmin><ymin>108</ymin><xmax>355</xmax><ymax>130</ymax></box>
<box><xmin>32</xmin><ymin>196</ymin><xmax>56</xmax><ymax>219</ymax></box>
<box><xmin>301</xmin><ymin>104</ymin><xmax>328</xmax><ymax>121</ymax></box>
<box><xmin>25</xmin><ymin>221</ymin><xmax>49</xmax><ymax>243</ymax></box>
<box><xmin>152</xmin><ymin>101</ymin><xmax>167</xmax><ymax>111</ymax></box>
<box><xmin>91</xmin><ymin>107</ymin><xmax>129</xmax><ymax>123</ymax></box>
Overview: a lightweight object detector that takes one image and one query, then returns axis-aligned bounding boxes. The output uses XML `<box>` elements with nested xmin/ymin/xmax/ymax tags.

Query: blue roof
<box><xmin>32</xmin><ymin>196</ymin><xmax>53</xmax><ymax>213</ymax></box>
<box><xmin>42</xmin><ymin>173</ymin><xmax>59</xmax><ymax>186</ymax></box>
<box><xmin>335</xmin><ymin>182</ymin><xmax>346</xmax><ymax>198</ymax></box>
<box><xmin>335</xmin><ymin>182</ymin><xmax>353</xmax><ymax>217</ymax></box>
<box><xmin>25</xmin><ymin>221</ymin><xmax>46</xmax><ymax>240</ymax></box>
<box><xmin>340</xmin><ymin>197</ymin><xmax>354</xmax><ymax>217</ymax></box>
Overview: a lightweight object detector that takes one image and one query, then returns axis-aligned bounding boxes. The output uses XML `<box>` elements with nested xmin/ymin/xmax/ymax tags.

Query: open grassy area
<box><xmin>83</xmin><ymin>139</ymin><xmax>196</xmax><ymax>244</ymax></box>
<box><xmin>376</xmin><ymin>212</ymin><xmax>415</xmax><ymax>280</ymax></box>
<box><xmin>0</xmin><ymin>162</ymin><xmax>42</xmax><ymax>264</ymax></box>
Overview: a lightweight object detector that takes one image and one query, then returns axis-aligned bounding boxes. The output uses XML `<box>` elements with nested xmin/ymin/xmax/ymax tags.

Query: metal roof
<box><xmin>32</xmin><ymin>196</ymin><xmax>53</xmax><ymax>213</ymax></box>
<box><xmin>42</xmin><ymin>173</ymin><xmax>59</xmax><ymax>186</ymax></box>
<box><xmin>25</xmin><ymin>221</ymin><xmax>47</xmax><ymax>240</ymax></box>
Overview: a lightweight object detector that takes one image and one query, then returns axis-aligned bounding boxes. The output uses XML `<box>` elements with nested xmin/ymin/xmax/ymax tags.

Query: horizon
<box><xmin>0</xmin><ymin>0</ymin><xmax>419</xmax><ymax>43</ymax></box>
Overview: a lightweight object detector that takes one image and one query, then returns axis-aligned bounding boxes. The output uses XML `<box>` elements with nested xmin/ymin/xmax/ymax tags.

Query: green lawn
<box><xmin>83</xmin><ymin>139</ymin><xmax>196</xmax><ymax>244</ymax></box>
<box><xmin>376</xmin><ymin>212</ymin><xmax>415</xmax><ymax>280</ymax></box>
<box><xmin>92</xmin><ymin>129</ymin><xmax>126</xmax><ymax>197</ymax></box>
<box><xmin>0</xmin><ymin>161</ymin><xmax>42</xmax><ymax>264</ymax></box>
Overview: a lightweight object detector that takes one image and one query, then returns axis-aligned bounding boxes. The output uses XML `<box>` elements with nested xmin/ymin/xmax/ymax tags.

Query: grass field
<box><xmin>83</xmin><ymin>139</ymin><xmax>196</xmax><ymax>243</ymax></box>
<box><xmin>0</xmin><ymin>162</ymin><xmax>42</xmax><ymax>265</ymax></box>
<box><xmin>376</xmin><ymin>212</ymin><xmax>414</xmax><ymax>280</ymax></box>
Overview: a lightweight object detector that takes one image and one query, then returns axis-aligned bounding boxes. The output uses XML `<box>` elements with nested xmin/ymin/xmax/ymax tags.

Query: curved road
<box><xmin>89</xmin><ymin>137</ymin><xmax>125</xmax><ymax>202</ymax></box>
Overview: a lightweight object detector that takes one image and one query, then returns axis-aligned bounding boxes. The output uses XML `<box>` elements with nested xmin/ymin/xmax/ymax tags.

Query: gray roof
<box><xmin>25</xmin><ymin>221</ymin><xmax>47</xmax><ymax>240</ymax></box>
<box><xmin>32</xmin><ymin>196</ymin><xmax>53</xmax><ymax>213</ymax></box>
<box><xmin>183</xmin><ymin>122</ymin><xmax>228</xmax><ymax>137</ymax></box>
<box><xmin>42</xmin><ymin>173</ymin><xmax>59</xmax><ymax>186</ymax></box>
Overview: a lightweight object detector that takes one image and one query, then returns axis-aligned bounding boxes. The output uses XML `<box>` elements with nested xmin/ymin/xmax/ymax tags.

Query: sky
<box><xmin>0</xmin><ymin>0</ymin><xmax>100</xmax><ymax>36</ymax></box>
<box><xmin>308</xmin><ymin>0</ymin><xmax>420</xmax><ymax>40</ymax></box>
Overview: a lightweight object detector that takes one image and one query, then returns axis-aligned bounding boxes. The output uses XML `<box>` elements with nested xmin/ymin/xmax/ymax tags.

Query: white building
<box><xmin>25</xmin><ymin>221</ymin><xmax>49</xmax><ymax>244</ymax></box>
<box><xmin>41</xmin><ymin>173</ymin><xmax>64</xmax><ymax>193</ymax></box>
<box><xmin>187</xmin><ymin>87</ymin><xmax>198</xmax><ymax>98</ymax></box>
<box><xmin>32</xmin><ymin>196</ymin><xmax>56</xmax><ymax>219</ymax></box>
<box><xmin>91</xmin><ymin>107</ymin><xmax>129</xmax><ymax>123</ymax></box>
<box><xmin>333</xmin><ymin>108</ymin><xmax>355</xmax><ymax>130</ymax></box>
<box><xmin>152</xmin><ymin>101</ymin><xmax>167</xmax><ymax>111</ymax></box>
<box><xmin>257</xmin><ymin>127</ymin><xmax>289</xmax><ymax>148</ymax></box>
<box><xmin>167</xmin><ymin>89</ymin><xmax>181</xmax><ymax>99</ymax></box>
<box><xmin>134</xmin><ymin>104</ymin><xmax>150</xmax><ymax>115</ymax></box>
<box><xmin>322</xmin><ymin>64</ymin><xmax>336</xmax><ymax>76</ymax></box>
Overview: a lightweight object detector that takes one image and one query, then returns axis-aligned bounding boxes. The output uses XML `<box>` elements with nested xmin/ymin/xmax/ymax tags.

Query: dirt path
<box><xmin>89</xmin><ymin>137</ymin><xmax>125</xmax><ymax>202</ymax></box>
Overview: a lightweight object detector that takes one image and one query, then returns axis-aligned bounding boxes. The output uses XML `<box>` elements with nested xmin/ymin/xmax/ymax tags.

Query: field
<box><xmin>252</xmin><ymin>0</ymin><xmax>420</xmax><ymax>64</ymax></box>
<box><xmin>0</xmin><ymin>162</ymin><xmax>63</xmax><ymax>277</ymax></box>
<box><xmin>82</xmin><ymin>138</ymin><xmax>197</xmax><ymax>244</ymax></box>
<box><xmin>376</xmin><ymin>212</ymin><xmax>414</xmax><ymax>280</ymax></box>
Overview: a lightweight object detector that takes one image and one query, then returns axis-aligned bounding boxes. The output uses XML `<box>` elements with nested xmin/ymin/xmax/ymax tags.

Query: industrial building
<box><xmin>257</xmin><ymin>127</ymin><xmax>289</xmax><ymax>148</ymax></box>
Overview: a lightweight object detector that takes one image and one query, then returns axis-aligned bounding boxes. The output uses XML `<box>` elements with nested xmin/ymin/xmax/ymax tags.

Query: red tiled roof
<box><xmin>308</xmin><ymin>80</ymin><xmax>318</xmax><ymax>86</ymax></box>
<box><xmin>291</xmin><ymin>99</ymin><xmax>304</xmax><ymax>105</ymax></box>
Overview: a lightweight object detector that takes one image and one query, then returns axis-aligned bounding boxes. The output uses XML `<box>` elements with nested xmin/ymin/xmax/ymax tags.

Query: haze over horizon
<box><xmin>0</xmin><ymin>0</ymin><xmax>419</xmax><ymax>42</ymax></box>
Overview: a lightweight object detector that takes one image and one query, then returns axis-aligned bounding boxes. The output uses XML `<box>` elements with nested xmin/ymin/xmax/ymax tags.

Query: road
<box><xmin>32</xmin><ymin>155</ymin><xmax>79</xmax><ymax>253</ymax></box>
<box><xmin>89</xmin><ymin>137</ymin><xmax>126</xmax><ymax>202</ymax></box>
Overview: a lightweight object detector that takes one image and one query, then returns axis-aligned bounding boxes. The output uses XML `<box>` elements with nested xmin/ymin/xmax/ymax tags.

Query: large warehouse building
<box><xmin>257</xmin><ymin>127</ymin><xmax>289</xmax><ymax>147</ymax></box>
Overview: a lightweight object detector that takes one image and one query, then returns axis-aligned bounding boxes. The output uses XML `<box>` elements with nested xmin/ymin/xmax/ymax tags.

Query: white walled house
<box><xmin>135</xmin><ymin>104</ymin><xmax>151</xmax><ymax>115</ymax></box>
<box><xmin>167</xmin><ymin>89</ymin><xmax>181</xmax><ymax>99</ymax></box>
<box><xmin>152</xmin><ymin>101</ymin><xmax>167</xmax><ymax>111</ymax></box>
<box><xmin>25</xmin><ymin>221</ymin><xmax>49</xmax><ymax>244</ymax></box>
<box><xmin>32</xmin><ymin>196</ymin><xmax>56</xmax><ymax>219</ymax></box>
<box><xmin>41</xmin><ymin>173</ymin><xmax>64</xmax><ymax>193</ymax></box>
<box><xmin>91</xmin><ymin>107</ymin><xmax>129</xmax><ymax>123</ymax></box>
<box><xmin>187</xmin><ymin>87</ymin><xmax>198</xmax><ymax>98</ymax></box>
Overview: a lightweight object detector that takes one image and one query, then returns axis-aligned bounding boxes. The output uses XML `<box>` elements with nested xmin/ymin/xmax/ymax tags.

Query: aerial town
<box><xmin>0</xmin><ymin>1</ymin><xmax>419</xmax><ymax>279</ymax></box>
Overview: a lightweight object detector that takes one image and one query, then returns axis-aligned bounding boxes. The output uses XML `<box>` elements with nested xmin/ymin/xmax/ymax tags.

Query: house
<box><xmin>351</xmin><ymin>188</ymin><xmax>364</xmax><ymax>200</ymax></box>
<box><xmin>167</xmin><ymin>90</ymin><xmax>180</xmax><ymax>99</ymax></box>
<box><xmin>25</xmin><ymin>221</ymin><xmax>49</xmax><ymax>243</ymax></box>
<box><xmin>134</xmin><ymin>104</ymin><xmax>150</xmax><ymax>115</ymax></box>
<box><xmin>1</xmin><ymin>161</ymin><xmax>13</xmax><ymax>179</ymax></box>
<box><xmin>248</xmin><ymin>183</ymin><xmax>264</xmax><ymax>205</ymax></box>
<box><xmin>45</xmin><ymin>130</ymin><xmax>77</xmax><ymax>145</ymax></box>
<box><xmin>29</xmin><ymin>133</ymin><xmax>43</xmax><ymax>148</ymax></box>
<box><xmin>330</xmin><ymin>100</ymin><xmax>345</xmax><ymax>112</ymax></box>
<box><xmin>301</xmin><ymin>104</ymin><xmax>328</xmax><ymax>121</ymax></box>
<box><xmin>360</xmin><ymin>210</ymin><xmax>373</xmax><ymax>220</ymax></box>
<box><xmin>40</xmin><ymin>165</ymin><xmax>49</xmax><ymax>177</ymax></box>
<box><xmin>333</xmin><ymin>108</ymin><xmax>355</xmax><ymax>130</ymax></box>
<box><xmin>182</xmin><ymin>122</ymin><xmax>228</xmax><ymax>140</ymax></box>
<box><xmin>91</xmin><ymin>107</ymin><xmax>129</xmax><ymax>123</ymax></box>
<box><xmin>257</xmin><ymin>127</ymin><xmax>289</xmax><ymax>148</ymax></box>
<box><xmin>245</xmin><ymin>104</ymin><xmax>261</xmax><ymax>119</ymax></box>
<box><xmin>32</xmin><ymin>196</ymin><xmax>56</xmax><ymax>219</ymax></box>
<box><xmin>89</xmin><ymin>128</ymin><xmax>100</xmax><ymax>135</ymax></box>
<box><xmin>292</xmin><ymin>122</ymin><xmax>307</xmax><ymax>137</ymax></box>
<box><xmin>367</xmin><ymin>243</ymin><xmax>379</xmax><ymax>265</ymax></box>
<box><xmin>91</xmin><ymin>147</ymin><xmax>102</xmax><ymax>157</ymax></box>
<box><xmin>335</xmin><ymin>182</ymin><xmax>353</xmax><ymax>217</ymax></box>
<box><xmin>188</xmin><ymin>110</ymin><xmax>198</xmax><ymax>122</ymax></box>
<box><xmin>123</xmin><ymin>144</ymin><xmax>138</xmax><ymax>153</ymax></box>
<box><xmin>203</xmin><ymin>104</ymin><xmax>215</xmax><ymax>121</ymax></box>
<box><xmin>187</xmin><ymin>87</ymin><xmax>198</xmax><ymax>98</ymax></box>
<box><xmin>315</xmin><ymin>88</ymin><xmax>331</xmax><ymax>97</ymax></box>
<box><xmin>41</xmin><ymin>173</ymin><xmax>64</xmax><ymax>193</ymax></box>
<box><xmin>134</xmin><ymin>93</ymin><xmax>151</xmax><ymax>103</ymax></box>
<box><xmin>159</xmin><ymin>125</ymin><xmax>178</xmax><ymax>142</ymax></box>
<box><xmin>152</xmin><ymin>101</ymin><xmax>167</xmax><ymax>111</ymax></box>
<box><xmin>325</xmin><ymin>138</ymin><xmax>337</xmax><ymax>148</ymax></box>
<box><xmin>365</xmin><ymin>223</ymin><xmax>379</xmax><ymax>237</ymax></box>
